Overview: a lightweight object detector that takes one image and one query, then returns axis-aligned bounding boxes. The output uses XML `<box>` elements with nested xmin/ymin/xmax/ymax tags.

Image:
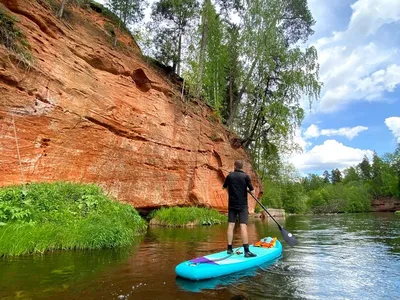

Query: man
<box><xmin>223</xmin><ymin>160</ymin><xmax>256</xmax><ymax>258</ymax></box>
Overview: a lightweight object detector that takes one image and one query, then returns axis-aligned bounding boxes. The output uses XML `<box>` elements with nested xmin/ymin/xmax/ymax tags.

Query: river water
<box><xmin>1</xmin><ymin>213</ymin><xmax>399</xmax><ymax>300</ymax></box>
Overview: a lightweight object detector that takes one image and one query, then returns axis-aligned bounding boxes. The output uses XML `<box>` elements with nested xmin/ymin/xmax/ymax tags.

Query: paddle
<box><xmin>248</xmin><ymin>192</ymin><xmax>298</xmax><ymax>246</ymax></box>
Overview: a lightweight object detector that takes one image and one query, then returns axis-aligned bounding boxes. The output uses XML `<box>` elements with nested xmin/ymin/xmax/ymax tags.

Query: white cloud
<box><xmin>293</xmin><ymin>128</ymin><xmax>312</xmax><ymax>151</ymax></box>
<box><xmin>304</xmin><ymin>124</ymin><xmax>320</xmax><ymax>139</ymax></box>
<box><xmin>356</xmin><ymin>65</ymin><xmax>400</xmax><ymax>98</ymax></box>
<box><xmin>348</xmin><ymin>0</ymin><xmax>400</xmax><ymax>37</ymax></box>
<box><xmin>310</xmin><ymin>0</ymin><xmax>400</xmax><ymax>113</ymax></box>
<box><xmin>385</xmin><ymin>117</ymin><xmax>400</xmax><ymax>142</ymax></box>
<box><xmin>303</xmin><ymin>124</ymin><xmax>368</xmax><ymax>140</ymax></box>
<box><xmin>290</xmin><ymin>139</ymin><xmax>373</xmax><ymax>172</ymax></box>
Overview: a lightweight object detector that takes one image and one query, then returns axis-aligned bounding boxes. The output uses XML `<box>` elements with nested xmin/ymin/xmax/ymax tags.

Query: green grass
<box><xmin>0</xmin><ymin>182</ymin><xmax>147</xmax><ymax>256</ymax></box>
<box><xmin>395</xmin><ymin>211</ymin><xmax>400</xmax><ymax>215</ymax></box>
<box><xmin>149</xmin><ymin>206</ymin><xmax>226</xmax><ymax>227</ymax></box>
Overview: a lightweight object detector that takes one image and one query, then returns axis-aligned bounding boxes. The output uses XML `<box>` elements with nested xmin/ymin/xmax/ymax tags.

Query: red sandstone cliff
<box><xmin>0</xmin><ymin>0</ymin><xmax>261</xmax><ymax>212</ymax></box>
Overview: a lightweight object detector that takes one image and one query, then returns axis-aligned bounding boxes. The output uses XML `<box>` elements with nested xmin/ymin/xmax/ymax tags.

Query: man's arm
<box><xmin>223</xmin><ymin>174</ymin><xmax>230</xmax><ymax>189</ymax></box>
<box><xmin>246</xmin><ymin>175</ymin><xmax>254</xmax><ymax>192</ymax></box>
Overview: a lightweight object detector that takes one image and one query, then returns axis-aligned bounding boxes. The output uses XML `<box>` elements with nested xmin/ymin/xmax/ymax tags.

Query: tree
<box><xmin>342</xmin><ymin>166</ymin><xmax>361</xmax><ymax>184</ymax></box>
<box><xmin>323</xmin><ymin>170</ymin><xmax>330</xmax><ymax>184</ymax></box>
<box><xmin>200</xmin><ymin>0</ymin><xmax>228</xmax><ymax>112</ymax></box>
<box><xmin>106</xmin><ymin>0</ymin><xmax>144</xmax><ymax>26</ymax></box>
<box><xmin>230</xmin><ymin>0</ymin><xmax>321</xmax><ymax>165</ymax></box>
<box><xmin>358</xmin><ymin>155</ymin><xmax>372</xmax><ymax>181</ymax></box>
<box><xmin>331</xmin><ymin>169</ymin><xmax>342</xmax><ymax>184</ymax></box>
<box><xmin>371</xmin><ymin>151</ymin><xmax>382</xmax><ymax>179</ymax></box>
<box><xmin>303</xmin><ymin>174</ymin><xmax>325</xmax><ymax>191</ymax></box>
<box><xmin>393</xmin><ymin>144</ymin><xmax>400</xmax><ymax>196</ymax></box>
<box><xmin>196</xmin><ymin>0</ymin><xmax>210</xmax><ymax>97</ymax></box>
<box><xmin>224</xmin><ymin>24</ymin><xmax>241</xmax><ymax>126</ymax></box>
<box><xmin>105</xmin><ymin>0</ymin><xmax>144</xmax><ymax>47</ymax></box>
<box><xmin>57</xmin><ymin>0</ymin><xmax>69</xmax><ymax>18</ymax></box>
<box><xmin>151</xmin><ymin>0</ymin><xmax>199</xmax><ymax>75</ymax></box>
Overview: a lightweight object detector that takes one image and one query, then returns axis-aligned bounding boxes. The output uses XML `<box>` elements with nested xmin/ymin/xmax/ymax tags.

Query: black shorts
<box><xmin>228</xmin><ymin>208</ymin><xmax>249</xmax><ymax>224</ymax></box>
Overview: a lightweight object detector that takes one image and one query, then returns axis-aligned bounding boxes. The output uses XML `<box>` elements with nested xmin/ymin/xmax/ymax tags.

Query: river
<box><xmin>1</xmin><ymin>213</ymin><xmax>399</xmax><ymax>299</ymax></box>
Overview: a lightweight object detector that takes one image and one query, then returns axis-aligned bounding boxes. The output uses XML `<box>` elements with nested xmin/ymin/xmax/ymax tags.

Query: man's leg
<box><xmin>239</xmin><ymin>209</ymin><xmax>256</xmax><ymax>257</ymax></box>
<box><xmin>240</xmin><ymin>223</ymin><xmax>249</xmax><ymax>244</ymax></box>
<box><xmin>227</xmin><ymin>209</ymin><xmax>237</xmax><ymax>254</ymax></box>
<box><xmin>227</xmin><ymin>222</ymin><xmax>235</xmax><ymax>254</ymax></box>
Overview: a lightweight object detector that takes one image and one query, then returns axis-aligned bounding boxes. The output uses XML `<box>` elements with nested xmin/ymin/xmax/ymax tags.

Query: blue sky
<box><xmin>97</xmin><ymin>0</ymin><xmax>400</xmax><ymax>175</ymax></box>
<box><xmin>289</xmin><ymin>0</ymin><xmax>400</xmax><ymax>174</ymax></box>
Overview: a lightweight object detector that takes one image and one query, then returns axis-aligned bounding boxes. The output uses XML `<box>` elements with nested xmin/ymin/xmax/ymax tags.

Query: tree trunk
<box><xmin>57</xmin><ymin>0</ymin><xmax>69</xmax><ymax>18</ymax></box>
<box><xmin>227</xmin><ymin>73</ymin><xmax>234</xmax><ymax>127</ymax></box>
<box><xmin>197</xmin><ymin>1</ymin><xmax>209</xmax><ymax>96</ymax></box>
<box><xmin>176</xmin><ymin>31</ymin><xmax>182</xmax><ymax>76</ymax></box>
<box><xmin>112</xmin><ymin>21</ymin><xmax>121</xmax><ymax>48</ymax></box>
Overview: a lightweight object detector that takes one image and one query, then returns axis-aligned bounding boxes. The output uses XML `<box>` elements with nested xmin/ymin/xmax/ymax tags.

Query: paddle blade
<box><xmin>280</xmin><ymin>226</ymin><xmax>298</xmax><ymax>247</ymax></box>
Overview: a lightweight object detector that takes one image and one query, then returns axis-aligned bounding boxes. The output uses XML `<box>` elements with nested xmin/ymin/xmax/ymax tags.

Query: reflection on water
<box><xmin>0</xmin><ymin>213</ymin><xmax>399</xmax><ymax>299</ymax></box>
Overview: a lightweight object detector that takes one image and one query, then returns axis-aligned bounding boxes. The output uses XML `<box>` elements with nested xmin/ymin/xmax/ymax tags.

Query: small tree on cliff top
<box><xmin>151</xmin><ymin>0</ymin><xmax>199</xmax><ymax>76</ymax></box>
<box><xmin>106</xmin><ymin>0</ymin><xmax>144</xmax><ymax>27</ymax></box>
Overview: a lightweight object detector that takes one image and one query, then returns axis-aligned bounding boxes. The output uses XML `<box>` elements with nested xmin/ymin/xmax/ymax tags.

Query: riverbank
<box><xmin>0</xmin><ymin>182</ymin><xmax>147</xmax><ymax>256</ymax></box>
<box><xmin>149</xmin><ymin>207</ymin><xmax>226</xmax><ymax>226</ymax></box>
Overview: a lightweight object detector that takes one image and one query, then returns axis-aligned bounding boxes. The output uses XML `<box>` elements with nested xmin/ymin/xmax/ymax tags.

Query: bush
<box><xmin>0</xmin><ymin>182</ymin><xmax>147</xmax><ymax>256</ymax></box>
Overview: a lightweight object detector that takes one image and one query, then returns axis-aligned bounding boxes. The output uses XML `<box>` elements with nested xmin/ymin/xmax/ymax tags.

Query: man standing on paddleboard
<box><xmin>223</xmin><ymin>160</ymin><xmax>257</xmax><ymax>258</ymax></box>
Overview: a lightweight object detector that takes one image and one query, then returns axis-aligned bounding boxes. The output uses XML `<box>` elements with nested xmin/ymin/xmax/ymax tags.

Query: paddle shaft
<box><xmin>248</xmin><ymin>192</ymin><xmax>298</xmax><ymax>246</ymax></box>
<box><xmin>248</xmin><ymin>192</ymin><xmax>282</xmax><ymax>230</ymax></box>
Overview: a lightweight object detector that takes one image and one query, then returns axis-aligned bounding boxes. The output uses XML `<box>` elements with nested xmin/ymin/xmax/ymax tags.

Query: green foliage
<box><xmin>88</xmin><ymin>0</ymin><xmax>131</xmax><ymax>35</ymax></box>
<box><xmin>331</xmin><ymin>168</ymin><xmax>342</xmax><ymax>184</ymax></box>
<box><xmin>201</xmin><ymin>0</ymin><xmax>228</xmax><ymax>112</ymax></box>
<box><xmin>105</xmin><ymin>0</ymin><xmax>144</xmax><ymax>26</ymax></box>
<box><xmin>342</xmin><ymin>166</ymin><xmax>361</xmax><ymax>185</ymax></box>
<box><xmin>149</xmin><ymin>206</ymin><xmax>225</xmax><ymax>227</ymax></box>
<box><xmin>0</xmin><ymin>182</ymin><xmax>147</xmax><ymax>256</ymax></box>
<box><xmin>262</xmin><ymin>180</ymin><xmax>283</xmax><ymax>209</ymax></box>
<box><xmin>0</xmin><ymin>4</ymin><xmax>33</xmax><ymax>66</ymax></box>
<box><xmin>322</xmin><ymin>170</ymin><xmax>330</xmax><ymax>184</ymax></box>
<box><xmin>302</xmin><ymin>174</ymin><xmax>325</xmax><ymax>191</ymax></box>
<box><xmin>151</xmin><ymin>0</ymin><xmax>199</xmax><ymax>74</ymax></box>
<box><xmin>262</xmin><ymin>163</ymin><xmax>307</xmax><ymax>214</ymax></box>
<box><xmin>358</xmin><ymin>155</ymin><xmax>372</xmax><ymax>181</ymax></box>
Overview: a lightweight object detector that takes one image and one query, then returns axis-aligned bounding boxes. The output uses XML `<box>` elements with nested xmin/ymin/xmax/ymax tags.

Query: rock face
<box><xmin>0</xmin><ymin>0</ymin><xmax>261</xmax><ymax>212</ymax></box>
<box><xmin>371</xmin><ymin>198</ymin><xmax>400</xmax><ymax>212</ymax></box>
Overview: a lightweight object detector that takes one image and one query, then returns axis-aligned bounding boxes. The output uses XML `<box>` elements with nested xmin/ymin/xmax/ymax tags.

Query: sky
<box><xmin>290</xmin><ymin>0</ymin><xmax>400</xmax><ymax>175</ymax></box>
<box><xmin>96</xmin><ymin>0</ymin><xmax>400</xmax><ymax>175</ymax></box>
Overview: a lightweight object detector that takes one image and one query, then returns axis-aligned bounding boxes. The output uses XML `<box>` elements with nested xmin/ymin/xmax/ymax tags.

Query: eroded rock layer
<box><xmin>0</xmin><ymin>0</ymin><xmax>261</xmax><ymax>211</ymax></box>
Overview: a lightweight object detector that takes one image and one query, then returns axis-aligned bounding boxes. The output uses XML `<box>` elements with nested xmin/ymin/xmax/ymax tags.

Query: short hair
<box><xmin>234</xmin><ymin>160</ymin><xmax>243</xmax><ymax>170</ymax></box>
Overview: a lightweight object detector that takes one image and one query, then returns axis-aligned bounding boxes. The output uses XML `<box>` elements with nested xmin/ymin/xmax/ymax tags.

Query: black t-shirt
<box><xmin>223</xmin><ymin>169</ymin><xmax>254</xmax><ymax>209</ymax></box>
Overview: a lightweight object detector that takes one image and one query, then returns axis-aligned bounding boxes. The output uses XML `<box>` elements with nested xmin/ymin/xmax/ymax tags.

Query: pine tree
<box><xmin>331</xmin><ymin>169</ymin><xmax>342</xmax><ymax>184</ymax></box>
<box><xmin>358</xmin><ymin>156</ymin><xmax>372</xmax><ymax>181</ymax></box>
<box><xmin>323</xmin><ymin>170</ymin><xmax>330</xmax><ymax>184</ymax></box>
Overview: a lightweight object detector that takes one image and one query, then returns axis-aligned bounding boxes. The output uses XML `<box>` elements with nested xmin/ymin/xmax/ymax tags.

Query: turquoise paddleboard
<box><xmin>175</xmin><ymin>237</ymin><xmax>282</xmax><ymax>280</ymax></box>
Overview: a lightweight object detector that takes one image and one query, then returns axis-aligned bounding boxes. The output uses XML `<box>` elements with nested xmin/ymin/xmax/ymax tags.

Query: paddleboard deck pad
<box><xmin>175</xmin><ymin>237</ymin><xmax>282</xmax><ymax>280</ymax></box>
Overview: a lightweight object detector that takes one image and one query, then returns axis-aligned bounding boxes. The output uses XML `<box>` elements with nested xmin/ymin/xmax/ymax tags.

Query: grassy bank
<box><xmin>149</xmin><ymin>206</ymin><xmax>226</xmax><ymax>227</ymax></box>
<box><xmin>0</xmin><ymin>182</ymin><xmax>147</xmax><ymax>256</ymax></box>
